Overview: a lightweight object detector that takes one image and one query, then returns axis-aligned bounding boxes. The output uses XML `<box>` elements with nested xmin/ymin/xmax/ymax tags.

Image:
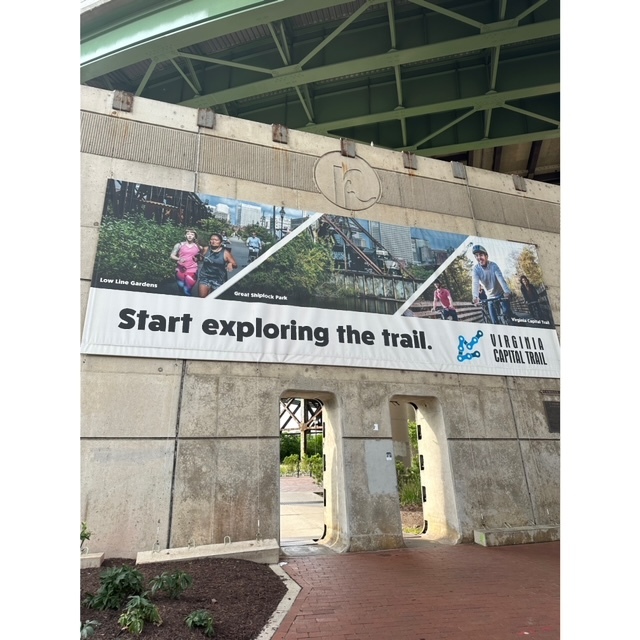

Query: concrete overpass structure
<box><xmin>81</xmin><ymin>0</ymin><xmax>560</xmax><ymax>182</ymax></box>
<box><xmin>80</xmin><ymin>0</ymin><xmax>560</xmax><ymax>560</ymax></box>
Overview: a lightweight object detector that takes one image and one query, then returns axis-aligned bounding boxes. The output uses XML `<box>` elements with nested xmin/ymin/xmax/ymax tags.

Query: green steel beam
<box><xmin>301</xmin><ymin>84</ymin><xmax>559</xmax><ymax>134</ymax></box>
<box><xmin>179</xmin><ymin>19</ymin><xmax>559</xmax><ymax>108</ymax></box>
<box><xmin>81</xmin><ymin>0</ymin><xmax>354</xmax><ymax>82</ymax></box>
<box><xmin>501</xmin><ymin>103</ymin><xmax>560</xmax><ymax>126</ymax></box>
<box><xmin>409</xmin><ymin>128</ymin><xmax>559</xmax><ymax>157</ymax></box>
<box><xmin>408</xmin><ymin>0</ymin><xmax>485</xmax><ymax>30</ymax></box>
<box><xmin>405</xmin><ymin>108</ymin><xmax>477</xmax><ymax>150</ymax></box>
<box><xmin>299</xmin><ymin>0</ymin><xmax>385</xmax><ymax>68</ymax></box>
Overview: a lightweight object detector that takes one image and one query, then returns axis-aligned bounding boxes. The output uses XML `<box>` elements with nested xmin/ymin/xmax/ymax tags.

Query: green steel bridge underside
<box><xmin>81</xmin><ymin>0</ymin><xmax>560</xmax><ymax>183</ymax></box>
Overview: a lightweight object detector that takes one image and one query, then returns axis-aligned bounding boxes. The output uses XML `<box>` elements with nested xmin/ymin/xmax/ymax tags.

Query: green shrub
<box><xmin>83</xmin><ymin>565</ymin><xmax>145</xmax><ymax>610</ymax></box>
<box><xmin>80</xmin><ymin>620</ymin><xmax>100</xmax><ymax>639</ymax></box>
<box><xmin>185</xmin><ymin>610</ymin><xmax>215</xmax><ymax>637</ymax></box>
<box><xmin>305</xmin><ymin>434</ymin><xmax>323</xmax><ymax>457</ymax></box>
<box><xmin>303</xmin><ymin>453</ymin><xmax>323</xmax><ymax>485</ymax></box>
<box><xmin>94</xmin><ymin>214</ymin><xmax>184</xmax><ymax>283</ymax></box>
<box><xmin>196</xmin><ymin>218</ymin><xmax>233</xmax><ymax>238</ymax></box>
<box><xmin>149</xmin><ymin>570</ymin><xmax>193</xmax><ymax>599</ymax></box>
<box><xmin>81</xmin><ymin>522</ymin><xmax>92</xmax><ymax>549</ymax></box>
<box><xmin>118</xmin><ymin>594</ymin><xmax>162</xmax><ymax>636</ymax></box>
<box><xmin>393</xmin><ymin>420</ymin><xmax>423</xmax><ymax>507</ymax></box>
<box><xmin>280</xmin><ymin>453</ymin><xmax>300</xmax><ymax>475</ymax></box>
<box><xmin>280</xmin><ymin>433</ymin><xmax>300</xmax><ymax>461</ymax></box>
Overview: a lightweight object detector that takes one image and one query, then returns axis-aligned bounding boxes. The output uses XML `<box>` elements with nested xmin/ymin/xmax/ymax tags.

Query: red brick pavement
<box><xmin>273</xmin><ymin>541</ymin><xmax>559</xmax><ymax>640</ymax></box>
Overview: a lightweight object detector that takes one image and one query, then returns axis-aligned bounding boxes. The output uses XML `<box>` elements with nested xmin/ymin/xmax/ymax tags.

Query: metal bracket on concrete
<box><xmin>272</xmin><ymin>123</ymin><xmax>288</xmax><ymax>144</ymax></box>
<box><xmin>512</xmin><ymin>174</ymin><xmax>527</xmax><ymax>191</ymax></box>
<box><xmin>197</xmin><ymin>108</ymin><xmax>216</xmax><ymax>129</ymax></box>
<box><xmin>112</xmin><ymin>90</ymin><xmax>134</xmax><ymax>112</ymax></box>
<box><xmin>451</xmin><ymin>161</ymin><xmax>467</xmax><ymax>180</ymax></box>
<box><xmin>340</xmin><ymin>138</ymin><xmax>356</xmax><ymax>158</ymax></box>
<box><xmin>403</xmin><ymin>152</ymin><xmax>417</xmax><ymax>170</ymax></box>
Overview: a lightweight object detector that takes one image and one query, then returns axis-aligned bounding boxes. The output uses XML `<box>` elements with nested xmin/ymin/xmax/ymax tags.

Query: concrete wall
<box><xmin>80</xmin><ymin>86</ymin><xmax>560</xmax><ymax>558</ymax></box>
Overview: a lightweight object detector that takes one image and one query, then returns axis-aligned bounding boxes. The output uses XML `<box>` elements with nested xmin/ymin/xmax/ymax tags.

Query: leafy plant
<box><xmin>149</xmin><ymin>570</ymin><xmax>193</xmax><ymax>599</ymax></box>
<box><xmin>81</xmin><ymin>522</ymin><xmax>92</xmax><ymax>549</ymax></box>
<box><xmin>302</xmin><ymin>453</ymin><xmax>324</xmax><ymax>485</ymax></box>
<box><xmin>224</xmin><ymin>231</ymin><xmax>334</xmax><ymax>300</ymax></box>
<box><xmin>185</xmin><ymin>609</ymin><xmax>215</xmax><ymax>637</ymax></box>
<box><xmin>83</xmin><ymin>565</ymin><xmax>145</xmax><ymax>610</ymax></box>
<box><xmin>118</xmin><ymin>594</ymin><xmax>162</xmax><ymax>636</ymax></box>
<box><xmin>280</xmin><ymin>433</ymin><xmax>301</xmax><ymax>462</ymax></box>
<box><xmin>280</xmin><ymin>453</ymin><xmax>300</xmax><ymax>476</ymax></box>
<box><xmin>80</xmin><ymin>619</ymin><xmax>100</xmax><ymax>639</ymax></box>
<box><xmin>93</xmin><ymin>214</ymin><xmax>184</xmax><ymax>283</ymax></box>
<box><xmin>395</xmin><ymin>421</ymin><xmax>422</xmax><ymax>508</ymax></box>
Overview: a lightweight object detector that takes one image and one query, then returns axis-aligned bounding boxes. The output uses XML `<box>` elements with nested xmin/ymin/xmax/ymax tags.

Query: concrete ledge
<box><xmin>81</xmin><ymin>552</ymin><xmax>105</xmax><ymax>569</ymax></box>
<box><xmin>136</xmin><ymin>539</ymin><xmax>280</xmax><ymax>565</ymax></box>
<box><xmin>474</xmin><ymin>526</ymin><xmax>560</xmax><ymax>547</ymax></box>
<box><xmin>255</xmin><ymin>564</ymin><xmax>302</xmax><ymax>640</ymax></box>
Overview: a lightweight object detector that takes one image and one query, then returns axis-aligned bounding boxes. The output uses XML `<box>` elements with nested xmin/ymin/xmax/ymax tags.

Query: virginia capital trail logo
<box><xmin>457</xmin><ymin>331</ymin><xmax>484</xmax><ymax>362</ymax></box>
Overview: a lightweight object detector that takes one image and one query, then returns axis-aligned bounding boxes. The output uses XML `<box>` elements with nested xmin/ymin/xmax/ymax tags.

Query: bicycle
<box><xmin>436</xmin><ymin>307</ymin><xmax>458</xmax><ymax>321</ymax></box>
<box><xmin>475</xmin><ymin>296</ymin><xmax>511</xmax><ymax>326</ymax></box>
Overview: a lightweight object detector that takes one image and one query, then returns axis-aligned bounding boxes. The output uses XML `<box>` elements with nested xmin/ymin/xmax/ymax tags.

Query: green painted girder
<box><xmin>302</xmin><ymin>83</ymin><xmax>559</xmax><ymax>135</ymax></box>
<box><xmin>178</xmin><ymin>19</ymin><xmax>559</xmax><ymax>108</ymax></box>
<box><xmin>411</xmin><ymin>128</ymin><xmax>559</xmax><ymax>157</ymax></box>
<box><xmin>81</xmin><ymin>0</ymin><xmax>375</xmax><ymax>82</ymax></box>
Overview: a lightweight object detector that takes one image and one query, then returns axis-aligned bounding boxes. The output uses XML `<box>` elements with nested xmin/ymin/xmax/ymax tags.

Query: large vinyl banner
<box><xmin>81</xmin><ymin>180</ymin><xmax>560</xmax><ymax>378</ymax></box>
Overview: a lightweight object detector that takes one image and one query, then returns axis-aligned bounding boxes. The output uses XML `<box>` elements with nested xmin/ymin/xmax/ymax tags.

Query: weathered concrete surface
<box><xmin>80</xmin><ymin>86</ymin><xmax>560</xmax><ymax>559</ymax></box>
<box><xmin>136</xmin><ymin>539</ymin><xmax>280</xmax><ymax>565</ymax></box>
<box><xmin>81</xmin><ymin>552</ymin><xmax>104</xmax><ymax>569</ymax></box>
<box><xmin>474</xmin><ymin>526</ymin><xmax>560</xmax><ymax>547</ymax></box>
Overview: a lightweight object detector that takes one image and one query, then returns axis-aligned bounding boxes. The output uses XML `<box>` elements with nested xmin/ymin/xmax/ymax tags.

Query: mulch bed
<box><xmin>81</xmin><ymin>556</ymin><xmax>287</xmax><ymax>639</ymax></box>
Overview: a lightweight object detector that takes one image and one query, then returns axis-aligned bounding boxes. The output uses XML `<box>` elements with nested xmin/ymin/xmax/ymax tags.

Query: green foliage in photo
<box><xmin>228</xmin><ymin>232</ymin><xmax>334</xmax><ymax>298</ymax></box>
<box><xmin>196</xmin><ymin>218</ymin><xmax>234</xmax><ymax>239</ymax></box>
<box><xmin>506</xmin><ymin>245</ymin><xmax>545</xmax><ymax>293</ymax></box>
<box><xmin>94</xmin><ymin>214</ymin><xmax>185</xmax><ymax>283</ymax></box>
<box><xmin>422</xmin><ymin>254</ymin><xmax>474</xmax><ymax>305</ymax></box>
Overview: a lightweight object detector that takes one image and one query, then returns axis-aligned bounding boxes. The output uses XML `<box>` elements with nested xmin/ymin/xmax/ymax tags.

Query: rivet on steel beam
<box><xmin>403</xmin><ymin>152</ymin><xmax>417</xmax><ymax>170</ymax></box>
<box><xmin>512</xmin><ymin>174</ymin><xmax>527</xmax><ymax>192</ymax></box>
<box><xmin>197</xmin><ymin>108</ymin><xmax>216</xmax><ymax>129</ymax></box>
<box><xmin>340</xmin><ymin>138</ymin><xmax>356</xmax><ymax>158</ymax></box>
<box><xmin>451</xmin><ymin>161</ymin><xmax>467</xmax><ymax>180</ymax></box>
<box><xmin>112</xmin><ymin>91</ymin><xmax>134</xmax><ymax>112</ymax></box>
<box><xmin>272</xmin><ymin>123</ymin><xmax>288</xmax><ymax>144</ymax></box>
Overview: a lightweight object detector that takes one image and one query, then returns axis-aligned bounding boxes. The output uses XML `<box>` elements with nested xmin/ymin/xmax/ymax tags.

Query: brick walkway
<box><xmin>273</xmin><ymin>541</ymin><xmax>559</xmax><ymax>640</ymax></box>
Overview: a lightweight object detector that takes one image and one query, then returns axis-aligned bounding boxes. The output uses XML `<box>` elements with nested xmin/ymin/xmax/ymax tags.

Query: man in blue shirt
<box><xmin>246</xmin><ymin>231</ymin><xmax>263</xmax><ymax>261</ymax></box>
<box><xmin>471</xmin><ymin>244</ymin><xmax>512</xmax><ymax>325</ymax></box>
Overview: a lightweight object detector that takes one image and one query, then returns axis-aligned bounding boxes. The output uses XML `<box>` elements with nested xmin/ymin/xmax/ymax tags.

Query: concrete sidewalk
<box><xmin>280</xmin><ymin>476</ymin><xmax>324</xmax><ymax>545</ymax></box>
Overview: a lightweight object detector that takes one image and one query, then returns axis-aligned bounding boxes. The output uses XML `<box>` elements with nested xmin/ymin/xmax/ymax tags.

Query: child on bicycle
<box><xmin>432</xmin><ymin>280</ymin><xmax>458</xmax><ymax>321</ymax></box>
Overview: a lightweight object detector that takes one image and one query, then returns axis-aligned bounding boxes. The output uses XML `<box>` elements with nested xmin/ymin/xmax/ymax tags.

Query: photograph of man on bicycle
<box><xmin>471</xmin><ymin>244</ymin><xmax>513</xmax><ymax>326</ymax></box>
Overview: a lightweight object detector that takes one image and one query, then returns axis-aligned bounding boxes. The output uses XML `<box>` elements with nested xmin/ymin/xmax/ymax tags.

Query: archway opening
<box><xmin>390</xmin><ymin>395</ymin><xmax>461</xmax><ymax>544</ymax></box>
<box><xmin>278</xmin><ymin>396</ymin><xmax>326</xmax><ymax>547</ymax></box>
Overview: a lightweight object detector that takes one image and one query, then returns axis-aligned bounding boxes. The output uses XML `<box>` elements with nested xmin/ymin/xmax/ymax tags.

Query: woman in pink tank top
<box><xmin>170</xmin><ymin>229</ymin><xmax>202</xmax><ymax>296</ymax></box>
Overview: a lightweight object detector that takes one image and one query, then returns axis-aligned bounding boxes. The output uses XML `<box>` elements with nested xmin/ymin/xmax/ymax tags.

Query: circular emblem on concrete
<box><xmin>314</xmin><ymin>152</ymin><xmax>381</xmax><ymax>211</ymax></box>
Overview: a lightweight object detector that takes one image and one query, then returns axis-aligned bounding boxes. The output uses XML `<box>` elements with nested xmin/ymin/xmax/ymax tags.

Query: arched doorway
<box><xmin>390</xmin><ymin>395</ymin><xmax>461</xmax><ymax>544</ymax></box>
